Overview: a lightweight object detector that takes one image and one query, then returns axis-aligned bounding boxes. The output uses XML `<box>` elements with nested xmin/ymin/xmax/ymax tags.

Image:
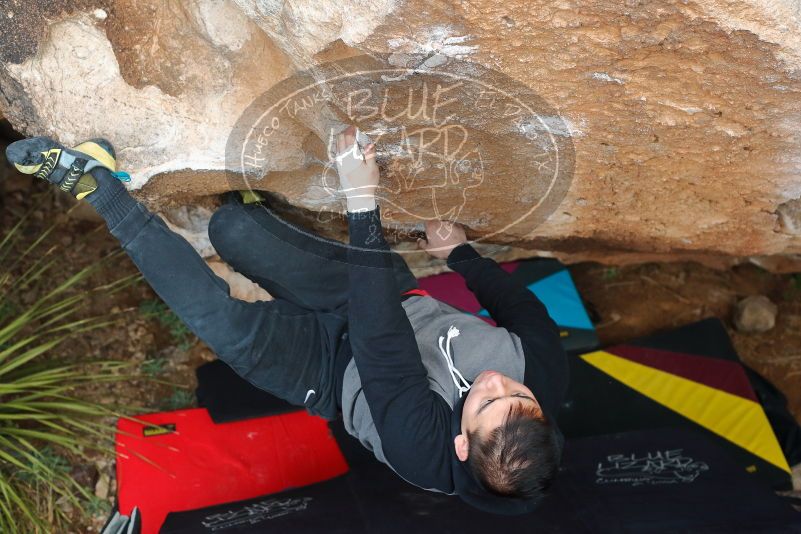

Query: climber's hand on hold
<box><xmin>417</xmin><ymin>219</ymin><xmax>467</xmax><ymax>260</ymax></box>
<box><xmin>335</xmin><ymin>125</ymin><xmax>379</xmax><ymax>213</ymax></box>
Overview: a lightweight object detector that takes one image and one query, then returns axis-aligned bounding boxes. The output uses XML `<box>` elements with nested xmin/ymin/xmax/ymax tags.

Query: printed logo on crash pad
<box><xmin>581</xmin><ymin>350</ymin><xmax>791</xmax><ymax>473</ymax></box>
<box><xmin>595</xmin><ymin>448</ymin><xmax>709</xmax><ymax>486</ymax></box>
<box><xmin>203</xmin><ymin>497</ymin><xmax>312</xmax><ymax>530</ymax></box>
<box><xmin>142</xmin><ymin>423</ymin><xmax>176</xmax><ymax>437</ymax></box>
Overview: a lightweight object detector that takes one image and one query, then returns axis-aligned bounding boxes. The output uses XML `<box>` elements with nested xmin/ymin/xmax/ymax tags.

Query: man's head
<box><xmin>454</xmin><ymin>371</ymin><xmax>560</xmax><ymax>499</ymax></box>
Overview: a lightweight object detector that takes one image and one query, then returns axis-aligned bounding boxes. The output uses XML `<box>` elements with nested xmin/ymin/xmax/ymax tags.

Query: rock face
<box><xmin>1</xmin><ymin>0</ymin><xmax>801</xmax><ymax>273</ymax></box>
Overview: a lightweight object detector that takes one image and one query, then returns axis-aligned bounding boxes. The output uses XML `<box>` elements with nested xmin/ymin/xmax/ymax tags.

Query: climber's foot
<box><xmin>6</xmin><ymin>137</ymin><xmax>118</xmax><ymax>200</ymax></box>
<box><xmin>240</xmin><ymin>190</ymin><xmax>267</xmax><ymax>205</ymax></box>
<box><xmin>220</xmin><ymin>189</ymin><xmax>271</xmax><ymax>208</ymax></box>
<box><xmin>222</xmin><ymin>190</ymin><xmax>268</xmax><ymax>206</ymax></box>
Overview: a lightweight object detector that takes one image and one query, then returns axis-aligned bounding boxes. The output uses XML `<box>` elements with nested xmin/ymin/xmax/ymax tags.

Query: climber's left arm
<box><xmin>446</xmin><ymin>243</ymin><xmax>569</xmax><ymax>418</ymax></box>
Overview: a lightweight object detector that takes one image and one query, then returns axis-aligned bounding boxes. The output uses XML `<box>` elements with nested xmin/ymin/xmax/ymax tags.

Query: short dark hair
<box><xmin>466</xmin><ymin>403</ymin><xmax>560</xmax><ymax>499</ymax></box>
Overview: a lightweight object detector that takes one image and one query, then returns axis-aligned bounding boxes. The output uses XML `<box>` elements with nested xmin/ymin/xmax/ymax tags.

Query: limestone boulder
<box><xmin>1</xmin><ymin>0</ymin><xmax>800</xmax><ymax>274</ymax></box>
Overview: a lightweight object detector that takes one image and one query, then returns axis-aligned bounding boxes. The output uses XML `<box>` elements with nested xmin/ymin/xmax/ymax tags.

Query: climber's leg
<box><xmin>112</xmin><ymin>203</ymin><xmax>342</xmax><ymax>418</ymax></box>
<box><xmin>209</xmin><ymin>200</ymin><xmax>350</xmax><ymax>312</ymax></box>
<box><xmin>208</xmin><ymin>193</ymin><xmax>419</xmax><ymax>313</ymax></box>
<box><xmin>5</xmin><ymin>137</ymin><xmax>340</xmax><ymax>418</ymax></box>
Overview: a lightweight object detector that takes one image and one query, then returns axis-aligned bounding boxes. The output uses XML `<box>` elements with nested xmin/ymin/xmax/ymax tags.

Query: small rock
<box><xmin>95</xmin><ymin>473</ymin><xmax>110</xmax><ymax>500</ymax></box>
<box><xmin>734</xmin><ymin>295</ymin><xmax>777</xmax><ymax>333</ymax></box>
<box><xmin>199</xmin><ymin>348</ymin><xmax>217</xmax><ymax>362</ymax></box>
<box><xmin>157</xmin><ymin>345</ymin><xmax>189</xmax><ymax>365</ymax></box>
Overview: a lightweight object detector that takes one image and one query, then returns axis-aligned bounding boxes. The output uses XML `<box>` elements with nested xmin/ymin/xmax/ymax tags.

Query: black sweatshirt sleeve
<box><xmin>346</xmin><ymin>205</ymin><xmax>453</xmax><ymax>491</ymax></box>
<box><xmin>446</xmin><ymin>243</ymin><xmax>568</xmax><ymax>418</ymax></box>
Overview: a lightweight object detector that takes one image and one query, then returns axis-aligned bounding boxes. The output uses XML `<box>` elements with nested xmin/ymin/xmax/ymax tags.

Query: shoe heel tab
<box><xmin>73</xmin><ymin>141</ymin><xmax>116</xmax><ymax>172</ymax></box>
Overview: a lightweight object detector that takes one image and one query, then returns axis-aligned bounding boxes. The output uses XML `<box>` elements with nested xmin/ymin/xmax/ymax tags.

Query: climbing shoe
<box><xmin>222</xmin><ymin>190</ymin><xmax>267</xmax><ymax>206</ymax></box>
<box><xmin>6</xmin><ymin>137</ymin><xmax>121</xmax><ymax>200</ymax></box>
<box><xmin>240</xmin><ymin>190</ymin><xmax>266</xmax><ymax>204</ymax></box>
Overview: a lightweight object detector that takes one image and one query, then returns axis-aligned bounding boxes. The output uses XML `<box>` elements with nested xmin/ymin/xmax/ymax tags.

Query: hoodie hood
<box><xmin>449</xmin><ymin>394</ymin><xmax>564</xmax><ymax>515</ymax></box>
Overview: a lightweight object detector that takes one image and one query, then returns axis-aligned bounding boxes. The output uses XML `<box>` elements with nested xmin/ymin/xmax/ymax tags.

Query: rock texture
<box><xmin>1</xmin><ymin>0</ymin><xmax>801</xmax><ymax>274</ymax></box>
<box><xmin>733</xmin><ymin>294</ymin><xmax>778</xmax><ymax>333</ymax></box>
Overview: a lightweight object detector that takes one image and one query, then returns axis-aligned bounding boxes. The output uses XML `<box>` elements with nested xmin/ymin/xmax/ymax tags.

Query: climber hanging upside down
<box><xmin>6</xmin><ymin>126</ymin><xmax>567</xmax><ymax>514</ymax></box>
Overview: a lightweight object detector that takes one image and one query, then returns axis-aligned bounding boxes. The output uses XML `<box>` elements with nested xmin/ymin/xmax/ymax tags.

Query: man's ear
<box><xmin>454</xmin><ymin>434</ymin><xmax>469</xmax><ymax>462</ymax></box>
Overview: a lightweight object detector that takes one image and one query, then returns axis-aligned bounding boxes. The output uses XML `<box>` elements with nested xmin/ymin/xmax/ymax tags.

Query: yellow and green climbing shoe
<box><xmin>6</xmin><ymin>137</ymin><xmax>118</xmax><ymax>200</ymax></box>
<box><xmin>239</xmin><ymin>190</ymin><xmax>266</xmax><ymax>204</ymax></box>
<box><xmin>221</xmin><ymin>190</ymin><xmax>268</xmax><ymax>206</ymax></box>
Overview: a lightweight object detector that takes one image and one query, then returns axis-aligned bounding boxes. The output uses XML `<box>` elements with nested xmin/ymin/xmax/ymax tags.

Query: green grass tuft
<box><xmin>161</xmin><ymin>388</ymin><xmax>195</xmax><ymax>411</ymax></box>
<box><xmin>139</xmin><ymin>299</ymin><xmax>195</xmax><ymax>351</ymax></box>
<box><xmin>140</xmin><ymin>357</ymin><xmax>167</xmax><ymax>377</ymax></box>
<box><xmin>0</xmin><ymin>201</ymin><xmax>136</xmax><ymax>531</ymax></box>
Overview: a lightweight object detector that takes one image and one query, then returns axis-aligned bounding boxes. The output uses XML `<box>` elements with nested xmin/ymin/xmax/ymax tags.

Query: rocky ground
<box><xmin>2</xmin><ymin>168</ymin><xmax>800</xmax><ymax>531</ymax></box>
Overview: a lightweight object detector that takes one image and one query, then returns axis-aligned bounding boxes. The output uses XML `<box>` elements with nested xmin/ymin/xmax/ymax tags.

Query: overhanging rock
<box><xmin>1</xmin><ymin>0</ymin><xmax>801</xmax><ymax>273</ymax></box>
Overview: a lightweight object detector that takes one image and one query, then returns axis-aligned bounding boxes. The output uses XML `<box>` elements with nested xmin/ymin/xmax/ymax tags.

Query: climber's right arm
<box><xmin>335</xmin><ymin>125</ymin><xmax>454</xmax><ymax>490</ymax></box>
<box><xmin>345</xmin><ymin>205</ymin><xmax>454</xmax><ymax>491</ymax></box>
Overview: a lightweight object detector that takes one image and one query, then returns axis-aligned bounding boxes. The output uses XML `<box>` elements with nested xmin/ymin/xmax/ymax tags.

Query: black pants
<box><xmin>109</xmin><ymin>195</ymin><xmax>418</xmax><ymax>419</ymax></box>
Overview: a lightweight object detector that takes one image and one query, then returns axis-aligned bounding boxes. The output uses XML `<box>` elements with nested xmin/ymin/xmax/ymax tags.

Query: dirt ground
<box><xmin>2</xmin><ymin>166</ymin><xmax>800</xmax><ymax>531</ymax></box>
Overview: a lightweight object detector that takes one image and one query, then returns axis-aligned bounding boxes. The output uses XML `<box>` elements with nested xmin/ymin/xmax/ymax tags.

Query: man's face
<box><xmin>454</xmin><ymin>370</ymin><xmax>542</xmax><ymax>461</ymax></box>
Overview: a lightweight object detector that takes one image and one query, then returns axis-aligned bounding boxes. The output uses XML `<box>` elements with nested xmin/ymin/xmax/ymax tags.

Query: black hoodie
<box><xmin>342</xmin><ymin>205</ymin><xmax>568</xmax><ymax>514</ymax></box>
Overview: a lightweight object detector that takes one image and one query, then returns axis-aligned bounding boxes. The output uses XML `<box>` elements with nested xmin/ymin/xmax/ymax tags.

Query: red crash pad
<box><xmin>115</xmin><ymin>408</ymin><xmax>348</xmax><ymax>534</ymax></box>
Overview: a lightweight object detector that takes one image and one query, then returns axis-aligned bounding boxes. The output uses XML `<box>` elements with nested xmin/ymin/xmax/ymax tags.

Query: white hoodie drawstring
<box><xmin>438</xmin><ymin>325</ymin><xmax>471</xmax><ymax>398</ymax></box>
